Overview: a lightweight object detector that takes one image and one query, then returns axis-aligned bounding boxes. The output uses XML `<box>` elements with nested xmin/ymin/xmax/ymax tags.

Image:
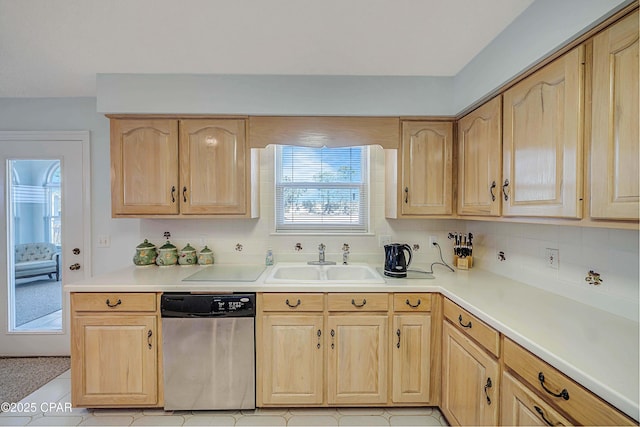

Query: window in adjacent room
<box><xmin>275</xmin><ymin>145</ymin><xmax>369</xmax><ymax>233</ymax></box>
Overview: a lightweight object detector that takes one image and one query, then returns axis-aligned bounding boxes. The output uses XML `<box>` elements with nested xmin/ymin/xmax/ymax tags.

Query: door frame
<box><xmin>0</xmin><ymin>131</ymin><xmax>91</xmax><ymax>355</ymax></box>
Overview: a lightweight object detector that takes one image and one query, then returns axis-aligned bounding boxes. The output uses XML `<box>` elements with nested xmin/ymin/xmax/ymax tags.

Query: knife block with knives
<box><xmin>449</xmin><ymin>232</ymin><xmax>474</xmax><ymax>270</ymax></box>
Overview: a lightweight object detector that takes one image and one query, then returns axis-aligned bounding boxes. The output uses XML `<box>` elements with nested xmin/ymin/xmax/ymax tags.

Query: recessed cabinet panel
<box><xmin>179</xmin><ymin>119</ymin><xmax>247</xmax><ymax>215</ymax></box>
<box><xmin>261</xmin><ymin>315</ymin><xmax>324</xmax><ymax>405</ymax></box>
<box><xmin>111</xmin><ymin>119</ymin><xmax>179</xmax><ymax>215</ymax></box>
<box><xmin>457</xmin><ymin>97</ymin><xmax>502</xmax><ymax>216</ymax></box>
<box><xmin>400</xmin><ymin>121</ymin><xmax>453</xmax><ymax>216</ymax></box>
<box><xmin>392</xmin><ymin>314</ymin><xmax>431</xmax><ymax>403</ymax></box>
<box><xmin>327</xmin><ymin>315</ymin><xmax>388</xmax><ymax>405</ymax></box>
<box><xmin>590</xmin><ymin>10</ymin><xmax>639</xmax><ymax>220</ymax></box>
<box><xmin>502</xmin><ymin>46</ymin><xmax>584</xmax><ymax>218</ymax></box>
<box><xmin>441</xmin><ymin>321</ymin><xmax>499</xmax><ymax>426</ymax></box>
<box><xmin>72</xmin><ymin>315</ymin><xmax>158</xmax><ymax>406</ymax></box>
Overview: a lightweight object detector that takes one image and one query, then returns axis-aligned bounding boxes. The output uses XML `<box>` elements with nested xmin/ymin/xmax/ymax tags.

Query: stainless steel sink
<box><xmin>264</xmin><ymin>263</ymin><xmax>386</xmax><ymax>284</ymax></box>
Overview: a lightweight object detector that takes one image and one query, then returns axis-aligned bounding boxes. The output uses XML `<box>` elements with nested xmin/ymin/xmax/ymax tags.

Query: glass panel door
<box><xmin>9</xmin><ymin>160</ymin><xmax>62</xmax><ymax>331</ymax></box>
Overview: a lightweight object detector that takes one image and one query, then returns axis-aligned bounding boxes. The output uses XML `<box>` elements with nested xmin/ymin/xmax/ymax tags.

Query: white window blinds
<box><xmin>275</xmin><ymin>145</ymin><xmax>369</xmax><ymax>233</ymax></box>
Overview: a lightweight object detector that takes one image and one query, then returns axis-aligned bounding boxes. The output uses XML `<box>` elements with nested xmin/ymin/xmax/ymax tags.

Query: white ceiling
<box><xmin>0</xmin><ymin>0</ymin><xmax>534</xmax><ymax>98</ymax></box>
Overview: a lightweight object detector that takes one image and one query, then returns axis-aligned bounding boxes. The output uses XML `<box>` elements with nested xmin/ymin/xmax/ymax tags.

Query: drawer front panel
<box><xmin>327</xmin><ymin>293</ymin><xmax>388</xmax><ymax>312</ymax></box>
<box><xmin>443</xmin><ymin>299</ymin><xmax>500</xmax><ymax>357</ymax></box>
<box><xmin>393</xmin><ymin>293</ymin><xmax>432</xmax><ymax>312</ymax></box>
<box><xmin>504</xmin><ymin>338</ymin><xmax>635</xmax><ymax>426</ymax></box>
<box><xmin>501</xmin><ymin>371</ymin><xmax>573</xmax><ymax>426</ymax></box>
<box><xmin>261</xmin><ymin>293</ymin><xmax>324</xmax><ymax>312</ymax></box>
<box><xmin>72</xmin><ymin>293</ymin><xmax>157</xmax><ymax>312</ymax></box>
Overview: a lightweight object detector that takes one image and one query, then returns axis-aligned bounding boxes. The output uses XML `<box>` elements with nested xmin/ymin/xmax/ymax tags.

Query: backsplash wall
<box><xmin>468</xmin><ymin>221</ymin><xmax>639</xmax><ymax>321</ymax></box>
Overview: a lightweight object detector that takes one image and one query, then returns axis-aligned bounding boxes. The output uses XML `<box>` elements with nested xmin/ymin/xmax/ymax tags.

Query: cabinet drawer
<box><xmin>443</xmin><ymin>299</ymin><xmax>499</xmax><ymax>357</ymax></box>
<box><xmin>393</xmin><ymin>293</ymin><xmax>432</xmax><ymax>312</ymax></box>
<box><xmin>261</xmin><ymin>293</ymin><xmax>324</xmax><ymax>312</ymax></box>
<box><xmin>502</xmin><ymin>371</ymin><xmax>573</xmax><ymax>426</ymax></box>
<box><xmin>71</xmin><ymin>293</ymin><xmax>157</xmax><ymax>312</ymax></box>
<box><xmin>328</xmin><ymin>293</ymin><xmax>388</xmax><ymax>311</ymax></box>
<box><xmin>503</xmin><ymin>338</ymin><xmax>635</xmax><ymax>426</ymax></box>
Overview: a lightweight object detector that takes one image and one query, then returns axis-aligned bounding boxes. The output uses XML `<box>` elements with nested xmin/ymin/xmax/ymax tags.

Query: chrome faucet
<box><xmin>342</xmin><ymin>243</ymin><xmax>350</xmax><ymax>265</ymax></box>
<box><xmin>307</xmin><ymin>243</ymin><xmax>336</xmax><ymax>265</ymax></box>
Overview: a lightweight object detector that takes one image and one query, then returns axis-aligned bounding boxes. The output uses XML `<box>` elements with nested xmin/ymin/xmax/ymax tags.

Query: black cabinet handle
<box><xmin>502</xmin><ymin>179</ymin><xmax>510</xmax><ymax>201</ymax></box>
<box><xmin>458</xmin><ymin>314</ymin><xmax>472</xmax><ymax>328</ymax></box>
<box><xmin>484</xmin><ymin>377</ymin><xmax>492</xmax><ymax>405</ymax></box>
<box><xmin>404</xmin><ymin>187</ymin><xmax>409</xmax><ymax>203</ymax></box>
<box><xmin>171</xmin><ymin>186</ymin><xmax>176</xmax><ymax>203</ymax></box>
<box><xmin>330</xmin><ymin>329</ymin><xmax>335</xmax><ymax>349</ymax></box>
<box><xmin>538</xmin><ymin>372</ymin><xmax>569</xmax><ymax>400</ymax></box>
<box><xmin>317</xmin><ymin>329</ymin><xmax>321</xmax><ymax>349</ymax></box>
<box><xmin>534</xmin><ymin>405</ymin><xmax>555</xmax><ymax>426</ymax></box>
<box><xmin>405</xmin><ymin>298</ymin><xmax>421</xmax><ymax>308</ymax></box>
<box><xmin>351</xmin><ymin>298</ymin><xmax>367</xmax><ymax>308</ymax></box>
<box><xmin>182</xmin><ymin>186</ymin><xmax>188</xmax><ymax>203</ymax></box>
<box><xmin>396</xmin><ymin>329</ymin><xmax>401</xmax><ymax>349</ymax></box>
<box><xmin>147</xmin><ymin>330</ymin><xmax>153</xmax><ymax>349</ymax></box>
<box><xmin>285</xmin><ymin>299</ymin><xmax>301</xmax><ymax>308</ymax></box>
<box><xmin>105</xmin><ymin>298</ymin><xmax>122</xmax><ymax>308</ymax></box>
<box><xmin>489</xmin><ymin>181</ymin><xmax>497</xmax><ymax>202</ymax></box>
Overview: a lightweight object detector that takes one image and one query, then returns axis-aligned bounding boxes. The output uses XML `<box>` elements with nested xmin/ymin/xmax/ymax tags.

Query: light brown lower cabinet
<box><xmin>501</xmin><ymin>371</ymin><xmax>573</xmax><ymax>426</ymax></box>
<box><xmin>70</xmin><ymin>293</ymin><xmax>162</xmax><ymax>407</ymax></box>
<box><xmin>257</xmin><ymin>292</ymin><xmax>437</xmax><ymax>407</ymax></box>
<box><xmin>441</xmin><ymin>321</ymin><xmax>499</xmax><ymax>426</ymax></box>
<box><xmin>327</xmin><ymin>315</ymin><xmax>388</xmax><ymax>405</ymax></box>
<box><xmin>392</xmin><ymin>314</ymin><xmax>431</xmax><ymax>403</ymax></box>
<box><xmin>260</xmin><ymin>314</ymin><xmax>324</xmax><ymax>405</ymax></box>
<box><xmin>503</xmin><ymin>337</ymin><xmax>636</xmax><ymax>426</ymax></box>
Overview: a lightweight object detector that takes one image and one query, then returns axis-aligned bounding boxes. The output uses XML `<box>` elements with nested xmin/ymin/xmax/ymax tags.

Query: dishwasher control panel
<box><xmin>161</xmin><ymin>293</ymin><xmax>255</xmax><ymax>318</ymax></box>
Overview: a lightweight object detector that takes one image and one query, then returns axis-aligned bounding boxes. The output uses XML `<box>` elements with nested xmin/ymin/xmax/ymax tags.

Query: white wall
<box><xmin>452</xmin><ymin>0</ymin><xmax>630</xmax><ymax>113</ymax></box>
<box><xmin>0</xmin><ymin>98</ymin><xmax>139</xmax><ymax>274</ymax></box>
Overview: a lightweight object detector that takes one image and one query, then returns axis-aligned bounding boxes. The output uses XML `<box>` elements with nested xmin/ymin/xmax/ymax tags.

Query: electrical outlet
<box><xmin>97</xmin><ymin>235</ymin><xmax>110</xmax><ymax>248</ymax></box>
<box><xmin>429</xmin><ymin>235</ymin><xmax>438</xmax><ymax>246</ymax></box>
<box><xmin>379</xmin><ymin>235</ymin><xmax>391</xmax><ymax>247</ymax></box>
<box><xmin>545</xmin><ymin>248</ymin><xmax>559</xmax><ymax>269</ymax></box>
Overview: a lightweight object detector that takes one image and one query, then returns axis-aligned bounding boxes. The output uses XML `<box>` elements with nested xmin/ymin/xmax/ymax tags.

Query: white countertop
<box><xmin>65</xmin><ymin>263</ymin><xmax>639</xmax><ymax>420</ymax></box>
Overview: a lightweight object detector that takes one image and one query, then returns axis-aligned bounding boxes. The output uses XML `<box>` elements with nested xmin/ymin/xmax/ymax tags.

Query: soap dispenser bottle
<box><xmin>265</xmin><ymin>249</ymin><xmax>274</xmax><ymax>266</ymax></box>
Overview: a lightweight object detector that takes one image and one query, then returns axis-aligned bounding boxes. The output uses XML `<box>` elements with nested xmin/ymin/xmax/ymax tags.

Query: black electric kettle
<box><xmin>384</xmin><ymin>243</ymin><xmax>413</xmax><ymax>278</ymax></box>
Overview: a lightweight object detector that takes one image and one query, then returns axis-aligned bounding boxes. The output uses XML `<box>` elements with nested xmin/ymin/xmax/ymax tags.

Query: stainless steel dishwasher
<box><xmin>161</xmin><ymin>293</ymin><xmax>255</xmax><ymax>410</ymax></box>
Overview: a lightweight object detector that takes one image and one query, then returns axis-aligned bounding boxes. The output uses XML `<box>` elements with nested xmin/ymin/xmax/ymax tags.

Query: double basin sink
<box><xmin>264</xmin><ymin>263</ymin><xmax>386</xmax><ymax>285</ymax></box>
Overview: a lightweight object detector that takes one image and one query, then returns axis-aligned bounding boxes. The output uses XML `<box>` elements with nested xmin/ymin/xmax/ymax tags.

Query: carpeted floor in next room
<box><xmin>14</xmin><ymin>278</ymin><xmax>62</xmax><ymax>326</ymax></box>
<box><xmin>0</xmin><ymin>357</ymin><xmax>70</xmax><ymax>408</ymax></box>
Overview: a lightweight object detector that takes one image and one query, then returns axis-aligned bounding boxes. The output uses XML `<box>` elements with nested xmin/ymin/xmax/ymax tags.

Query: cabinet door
<box><xmin>457</xmin><ymin>97</ymin><xmax>502</xmax><ymax>216</ymax></box>
<box><xmin>179</xmin><ymin>119</ymin><xmax>247</xmax><ymax>215</ymax></box>
<box><xmin>501</xmin><ymin>371</ymin><xmax>573</xmax><ymax>426</ymax></box>
<box><xmin>111</xmin><ymin>119</ymin><xmax>179</xmax><ymax>215</ymax></box>
<box><xmin>392</xmin><ymin>314</ymin><xmax>431</xmax><ymax>403</ymax></box>
<box><xmin>327</xmin><ymin>315</ymin><xmax>388</xmax><ymax>405</ymax></box>
<box><xmin>71</xmin><ymin>315</ymin><xmax>158</xmax><ymax>406</ymax></box>
<box><xmin>441</xmin><ymin>321</ymin><xmax>499</xmax><ymax>426</ymax></box>
<box><xmin>590</xmin><ymin>11</ymin><xmax>639</xmax><ymax>220</ymax></box>
<box><xmin>261</xmin><ymin>315</ymin><xmax>324</xmax><ymax>405</ymax></box>
<box><xmin>401</xmin><ymin>121</ymin><xmax>453</xmax><ymax>215</ymax></box>
<box><xmin>502</xmin><ymin>46</ymin><xmax>584</xmax><ymax>218</ymax></box>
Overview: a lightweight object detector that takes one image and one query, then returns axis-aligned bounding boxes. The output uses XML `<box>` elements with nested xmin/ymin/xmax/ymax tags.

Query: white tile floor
<box><xmin>0</xmin><ymin>370</ymin><xmax>449</xmax><ymax>426</ymax></box>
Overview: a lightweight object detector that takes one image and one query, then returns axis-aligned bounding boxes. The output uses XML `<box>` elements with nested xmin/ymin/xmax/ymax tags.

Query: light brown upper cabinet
<box><xmin>590</xmin><ymin>10</ymin><xmax>639</xmax><ymax>220</ymax></box>
<box><xmin>502</xmin><ymin>46</ymin><xmax>584</xmax><ymax>218</ymax></box>
<box><xmin>387</xmin><ymin>121</ymin><xmax>453</xmax><ymax>217</ymax></box>
<box><xmin>111</xmin><ymin>117</ymin><xmax>257</xmax><ymax>218</ymax></box>
<box><xmin>457</xmin><ymin>97</ymin><xmax>502</xmax><ymax>216</ymax></box>
<box><xmin>111</xmin><ymin>119</ymin><xmax>180</xmax><ymax>215</ymax></box>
